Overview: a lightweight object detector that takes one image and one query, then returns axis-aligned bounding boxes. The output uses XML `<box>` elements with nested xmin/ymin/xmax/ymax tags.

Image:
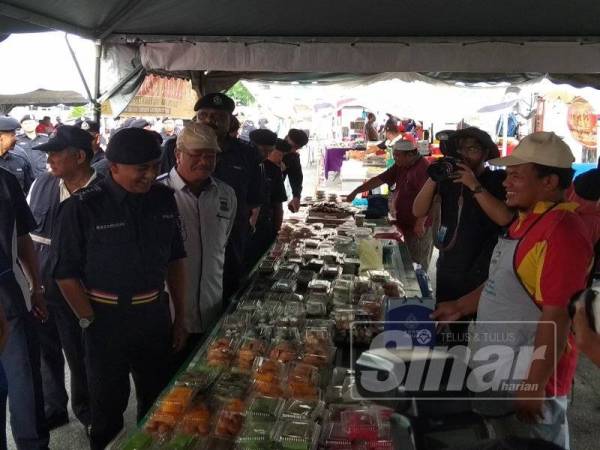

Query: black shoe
<box><xmin>46</xmin><ymin>412</ymin><xmax>69</xmax><ymax>430</ymax></box>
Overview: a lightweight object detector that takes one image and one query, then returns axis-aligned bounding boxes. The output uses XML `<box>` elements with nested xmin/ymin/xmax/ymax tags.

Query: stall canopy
<box><xmin>4</xmin><ymin>0</ymin><xmax>600</xmax><ymax>116</ymax></box>
<box><xmin>0</xmin><ymin>88</ymin><xmax>87</xmax><ymax>113</ymax></box>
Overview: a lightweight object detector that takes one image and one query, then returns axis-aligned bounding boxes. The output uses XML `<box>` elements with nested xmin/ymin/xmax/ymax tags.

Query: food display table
<box><xmin>110</xmin><ymin>199</ymin><xmax>424</xmax><ymax>450</ymax></box>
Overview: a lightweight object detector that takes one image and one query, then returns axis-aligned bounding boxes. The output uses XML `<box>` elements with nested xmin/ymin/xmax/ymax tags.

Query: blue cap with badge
<box><xmin>0</xmin><ymin>116</ymin><xmax>20</xmax><ymax>132</ymax></box>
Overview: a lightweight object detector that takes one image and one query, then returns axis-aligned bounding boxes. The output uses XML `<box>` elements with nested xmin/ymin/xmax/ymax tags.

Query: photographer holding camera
<box><xmin>413</xmin><ymin>127</ymin><xmax>513</xmax><ymax>343</ymax></box>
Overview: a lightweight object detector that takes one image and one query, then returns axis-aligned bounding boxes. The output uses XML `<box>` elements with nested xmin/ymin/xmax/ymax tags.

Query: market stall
<box><xmin>110</xmin><ymin>194</ymin><xmax>432</xmax><ymax>450</ymax></box>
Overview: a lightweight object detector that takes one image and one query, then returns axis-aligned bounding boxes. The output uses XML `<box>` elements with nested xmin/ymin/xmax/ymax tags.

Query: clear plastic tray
<box><xmin>273</xmin><ymin>420</ymin><xmax>318</xmax><ymax>450</ymax></box>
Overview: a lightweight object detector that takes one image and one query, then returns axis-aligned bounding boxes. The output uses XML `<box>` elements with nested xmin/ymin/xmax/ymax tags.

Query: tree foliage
<box><xmin>227</xmin><ymin>82</ymin><xmax>255</xmax><ymax>106</ymax></box>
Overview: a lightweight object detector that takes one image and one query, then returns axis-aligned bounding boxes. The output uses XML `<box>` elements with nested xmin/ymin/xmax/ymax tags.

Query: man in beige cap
<box><xmin>159</xmin><ymin>122</ymin><xmax>236</xmax><ymax>360</ymax></box>
<box><xmin>433</xmin><ymin>132</ymin><xmax>593</xmax><ymax>449</ymax></box>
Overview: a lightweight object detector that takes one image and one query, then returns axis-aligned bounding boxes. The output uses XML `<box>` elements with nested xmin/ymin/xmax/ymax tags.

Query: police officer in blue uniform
<box><xmin>0</xmin><ymin>166</ymin><xmax>50</xmax><ymax>449</ymax></box>
<box><xmin>17</xmin><ymin>115</ymin><xmax>49</xmax><ymax>179</ymax></box>
<box><xmin>0</xmin><ymin>117</ymin><xmax>34</xmax><ymax>193</ymax></box>
<box><xmin>75</xmin><ymin>120</ymin><xmax>105</xmax><ymax>165</ymax></box>
<box><xmin>28</xmin><ymin>126</ymin><xmax>96</xmax><ymax>432</ymax></box>
<box><xmin>52</xmin><ymin>128</ymin><xmax>188</xmax><ymax>450</ymax></box>
<box><xmin>194</xmin><ymin>93</ymin><xmax>263</xmax><ymax>299</ymax></box>
<box><xmin>246</xmin><ymin>137</ymin><xmax>291</xmax><ymax>268</ymax></box>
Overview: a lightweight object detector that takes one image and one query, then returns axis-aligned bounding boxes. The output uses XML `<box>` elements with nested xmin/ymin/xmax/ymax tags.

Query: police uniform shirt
<box><xmin>260</xmin><ymin>159</ymin><xmax>287</xmax><ymax>222</ymax></box>
<box><xmin>52</xmin><ymin>176</ymin><xmax>186</xmax><ymax>295</ymax></box>
<box><xmin>160</xmin><ymin>169</ymin><xmax>237</xmax><ymax>333</ymax></box>
<box><xmin>0</xmin><ymin>150</ymin><xmax>34</xmax><ymax>193</ymax></box>
<box><xmin>282</xmin><ymin>151</ymin><xmax>303</xmax><ymax>199</ymax></box>
<box><xmin>16</xmin><ymin>133</ymin><xmax>49</xmax><ymax>178</ymax></box>
<box><xmin>213</xmin><ymin>137</ymin><xmax>263</xmax><ymax>256</ymax></box>
<box><xmin>0</xmin><ymin>168</ymin><xmax>36</xmax><ymax>318</ymax></box>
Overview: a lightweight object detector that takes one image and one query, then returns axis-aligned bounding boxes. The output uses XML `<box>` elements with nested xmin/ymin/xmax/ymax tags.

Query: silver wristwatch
<box><xmin>79</xmin><ymin>316</ymin><xmax>94</xmax><ymax>329</ymax></box>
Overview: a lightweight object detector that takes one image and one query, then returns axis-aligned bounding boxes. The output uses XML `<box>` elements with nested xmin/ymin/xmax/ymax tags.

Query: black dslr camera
<box><xmin>427</xmin><ymin>156</ymin><xmax>462</xmax><ymax>182</ymax></box>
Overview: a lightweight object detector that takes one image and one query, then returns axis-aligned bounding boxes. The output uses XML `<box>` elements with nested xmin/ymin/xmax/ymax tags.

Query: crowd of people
<box><xmin>0</xmin><ymin>91</ymin><xmax>599</xmax><ymax>450</ymax></box>
<box><xmin>0</xmin><ymin>93</ymin><xmax>308</xmax><ymax>450</ymax></box>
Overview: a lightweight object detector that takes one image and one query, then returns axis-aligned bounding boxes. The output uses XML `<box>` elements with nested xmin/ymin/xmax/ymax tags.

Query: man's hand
<box><xmin>31</xmin><ymin>291</ymin><xmax>49</xmax><ymax>323</ymax></box>
<box><xmin>172</xmin><ymin>319</ymin><xmax>188</xmax><ymax>352</ymax></box>
<box><xmin>287</xmin><ymin>197</ymin><xmax>301</xmax><ymax>213</ymax></box>
<box><xmin>430</xmin><ymin>300</ymin><xmax>463</xmax><ymax>323</ymax></box>
<box><xmin>515</xmin><ymin>387</ymin><xmax>545</xmax><ymax>424</ymax></box>
<box><xmin>453</xmin><ymin>162</ymin><xmax>479</xmax><ymax>191</ymax></box>
<box><xmin>413</xmin><ymin>217</ymin><xmax>427</xmax><ymax>238</ymax></box>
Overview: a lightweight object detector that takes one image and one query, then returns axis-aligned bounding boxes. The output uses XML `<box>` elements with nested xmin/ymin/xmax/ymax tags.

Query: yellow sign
<box><xmin>567</xmin><ymin>96</ymin><xmax>597</xmax><ymax>148</ymax></box>
<box><xmin>102</xmin><ymin>74</ymin><xmax>197</xmax><ymax>118</ymax></box>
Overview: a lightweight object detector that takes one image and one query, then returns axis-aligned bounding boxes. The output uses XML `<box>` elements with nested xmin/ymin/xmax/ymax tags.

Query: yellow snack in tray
<box><xmin>207</xmin><ymin>337</ymin><xmax>235</xmax><ymax>367</ymax></box>
<box><xmin>145</xmin><ymin>386</ymin><xmax>195</xmax><ymax>434</ymax></box>
<box><xmin>179</xmin><ymin>402</ymin><xmax>211</xmax><ymax>436</ymax></box>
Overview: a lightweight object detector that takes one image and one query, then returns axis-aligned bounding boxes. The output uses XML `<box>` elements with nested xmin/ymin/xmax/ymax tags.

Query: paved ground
<box><xmin>5</xmin><ymin>155</ymin><xmax>598</xmax><ymax>449</ymax></box>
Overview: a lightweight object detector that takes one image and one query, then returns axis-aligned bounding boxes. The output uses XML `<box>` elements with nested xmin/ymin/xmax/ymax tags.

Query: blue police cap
<box><xmin>0</xmin><ymin>116</ymin><xmax>20</xmax><ymax>132</ymax></box>
<box><xmin>194</xmin><ymin>93</ymin><xmax>235</xmax><ymax>113</ymax></box>
<box><xmin>250</xmin><ymin>129</ymin><xmax>277</xmax><ymax>146</ymax></box>
<box><xmin>106</xmin><ymin>128</ymin><xmax>162</xmax><ymax>164</ymax></box>
<box><xmin>287</xmin><ymin>129</ymin><xmax>308</xmax><ymax>148</ymax></box>
<box><xmin>33</xmin><ymin>125</ymin><xmax>93</xmax><ymax>158</ymax></box>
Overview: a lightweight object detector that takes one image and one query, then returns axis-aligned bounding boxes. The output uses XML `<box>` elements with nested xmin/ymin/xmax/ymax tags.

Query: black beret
<box><xmin>75</xmin><ymin>119</ymin><xmax>100</xmax><ymax>134</ymax></box>
<box><xmin>106</xmin><ymin>128</ymin><xmax>162</xmax><ymax>164</ymax></box>
<box><xmin>574</xmin><ymin>168</ymin><xmax>600</xmax><ymax>201</ymax></box>
<box><xmin>287</xmin><ymin>129</ymin><xmax>309</xmax><ymax>148</ymax></box>
<box><xmin>275</xmin><ymin>138</ymin><xmax>292</xmax><ymax>153</ymax></box>
<box><xmin>250</xmin><ymin>129</ymin><xmax>277</xmax><ymax>146</ymax></box>
<box><xmin>449</xmin><ymin>127</ymin><xmax>500</xmax><ymax>161</ymax></box>
<box><xmin>33</xmin><ymin>125</ymin><xmax>93</xmax><ymax>158</ymax></box>
<box><xmin>0</xmin><ymin>116</ymin><xmax>20</xmax><ymax>132</ymax></box>
<box><xmin>194</xmin><ymin>93</ymin><xmax>235</xmax><ymax>113</ymax></box>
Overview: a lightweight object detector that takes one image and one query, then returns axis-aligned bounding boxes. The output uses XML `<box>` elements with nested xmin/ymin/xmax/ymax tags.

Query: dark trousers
<box><xmin>0</xmin><ymin>362</ymin><xmax>8</xmax><ymax>450</ymax></box>
<box><xmin>84</xmin><ymin>301</ymin><xmax>171</xmax><ymax>450</ymax></box>
<box><xmin>0</xmin><ymin>313</ymin><xmax>49</xmax><ymax>450</ymax></box>
<box><xmin>38</xmin><ymin>295</ymin><xmax>90</xmax><ymax>426</ymax></box>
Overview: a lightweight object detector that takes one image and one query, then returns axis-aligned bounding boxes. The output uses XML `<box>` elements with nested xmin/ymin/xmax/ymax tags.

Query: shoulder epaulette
<box><xmin>73</xmin><ymin>184</ymin><xmax>104</xmax><ymax>201</ymax></box>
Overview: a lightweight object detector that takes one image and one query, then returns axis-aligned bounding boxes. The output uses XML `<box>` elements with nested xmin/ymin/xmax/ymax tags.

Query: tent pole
<box><xmin>64</xmin><ymin>33</ymin><xmax>93</xmax><ymax>103</ymax></box>
<box><xmin>94</xmin><ymin>41</ymin><xmax>102</xmax><ymax>123</ymax></box>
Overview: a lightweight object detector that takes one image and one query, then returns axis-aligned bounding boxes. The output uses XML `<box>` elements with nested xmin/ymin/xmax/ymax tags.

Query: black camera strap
<box><xmin>434</xmin><ymin>185</ymin><xmax>465</xmax><ymax>252</ymax></box>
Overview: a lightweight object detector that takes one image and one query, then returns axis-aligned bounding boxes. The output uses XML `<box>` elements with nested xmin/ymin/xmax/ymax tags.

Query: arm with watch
<box><xmin>452</xmin><ymin>162</ymin><xmax>515</xmax><ymax>227</ymax></box>
<box><xmin>55</xmin><ymin>278</ymin><xmax>94</xmax><ymax>328</ymax></box>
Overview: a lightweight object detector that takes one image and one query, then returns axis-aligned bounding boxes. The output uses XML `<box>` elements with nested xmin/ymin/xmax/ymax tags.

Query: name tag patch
<box><xmin>96</xmin><ymin>222</ymin><xmax>126</xmax><ymax>230</ymax></box>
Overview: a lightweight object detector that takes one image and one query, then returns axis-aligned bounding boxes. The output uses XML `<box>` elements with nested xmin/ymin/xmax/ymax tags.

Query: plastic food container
<box><xmin>212</xmin><ymin>371</ymin><xmax>250</xmax><ymax>402</ymax></box>
<box><xmin>177</xmin><ymin>364</ymin><xmax>222</xmax><ymax>391</ymax></box>
<box><xmin>271</xmin><ymin>278</ymin><xmax>298</xmax><ymax>293</ymax></box>
<box><xmin>245</xmin><ymin>395</ymin><xmax>285</xmax><ymax>421</ymax></box>
<box><xmin>307</xmin><ymin>279</ymin><xmax>331</xmax><ymax>294</ymax></box>
<box><xmin>268</xmin><ymin>339</ymin><xmax>300</xmax><ymax>364</ymax></box>
<box><xmin>383</xmin><ymin>279</ymin><xmax>404</xmax><ymax>297</ymax></box>
<box><xmin>280</xmin><ymin>398</ymin><xmax>324</xmax><ymax>421</ymax></box>
<box><xmin>367</xmin><ymin>270</ymin><xmax>390</xmax><ymax>284</ymax></box>
<box><xmin>304</xmin><ymin>239</ymin><xmax>320</xmax><ymax>249</ymax></box>
<box><xmin>145</xmin><ymin>386</ymin><xmax>196</xmax><ymax>435</ymax></box>
<box><xmin>353</xmin><ymin>276</ymin><xmax>372</xmax><ymax>295</ymax></box>
<box><xmin>305</xmin><ymin>301</ymin><xmax>328</xmax><ymax>318</ymax></box>
<box><xmin>206</xmin><ymin>336</ymin><xmax>237</xmax><ymax>368</ymax></box>
<box><xmin>273</xmin><ymin>420</ymin><xmax>319</xmax><ymax>450</ymax></box>
<box><xmin>236</xmin><ymin>337</ymin><xmax>268</xmax><ymax>372</ymax></box>
<box><xmin>177</xmin><ymin>398</ymin><xmax>212</xmax><ymax>437</ymax></box>
<box><xmin>252</xmin><ymin>357</ymin><xmax>286</xmax><ymax>397</ymax></box>
<box><xmin>162</xmin><ymin>433</ymin><xmax>203</xmax><ymax>450</ymax></box>
<box><xmin>213</xmin><ymin>398</ymin><xmax>246</xmax><ymax>439</ymax></box>
<box><xmin>259</xmin><ymin>257</ymin><xmax>280</xmax><ymax>275</ymax></box>
<box><xmin>341</xmin><ymin>408</ymin><xmax>380</xmax><ymax>441</ymax></box>
<box><xmin>321</xmin><ymin>421</ymin><xmax>352</xmax><ymax>450</ymax></box>
<box><xmin>342</xmin><ymin>258</ymin><xmax>361</xmax><ymax>276</ymax></box>
<box><xmin>236</xmin><ymin>419</ymin><xmax>276</xmax><ymax>450</ymax></box>
<box><xmin>306</xmin><ymin>258</ymin><xmax>325</xmax><ymax>272</ymax></box>
<box><xmin>296</xmin><ymin>270</ymin><xmax>316</xmax><ymax>292</ymax></box>
<box><xmin>320</xmin><ymin>264</ymin><xmax>342</xmax><ymax>280</ymax></box>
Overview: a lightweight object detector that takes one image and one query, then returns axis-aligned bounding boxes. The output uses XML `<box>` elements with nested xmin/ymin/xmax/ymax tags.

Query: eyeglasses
<box><xmin>457</xmin><ymin>145</ymin><xmax>482</xmax><ymax>155</ymax></box>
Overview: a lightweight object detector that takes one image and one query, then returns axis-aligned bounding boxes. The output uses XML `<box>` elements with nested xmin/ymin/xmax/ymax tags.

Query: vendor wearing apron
<box><xmin>433</xmin><ymin>132</ymin><xmax>593</xmax><ymax>449</ymax></box>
